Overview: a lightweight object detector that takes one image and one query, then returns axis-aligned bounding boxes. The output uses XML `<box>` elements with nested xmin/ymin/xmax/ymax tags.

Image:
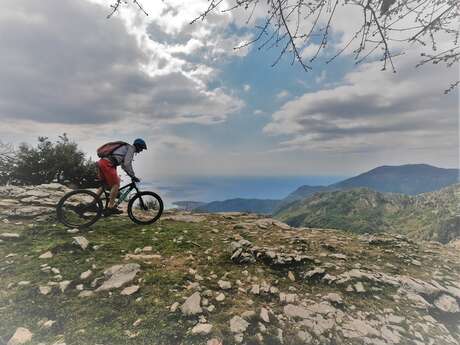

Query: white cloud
<box><xmin>264</xmin><ymin>50</ymin><xmax>458</xmax><ymax>156</ymax></box>
<box><xmin>276</xmin><ymin>90</ymin><xmax>290</xmax><ymax>100</ymax></box>
<box><xmin>243</xmin><ymin>84</ymin><xmax>251</xmax><ymax>92</ymax></box>
<box><xmin>253</xmin><ymin>109</ymin><xmax>264</xmax><ymax>115</ymax></box>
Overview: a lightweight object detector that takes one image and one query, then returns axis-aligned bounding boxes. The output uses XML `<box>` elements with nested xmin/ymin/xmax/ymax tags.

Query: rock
<box><xmin>207</xmin><ymin>339</ymin><xmax>223</xmax><ymax>345</ymax></box>
<box><xmin>288</xmin><ymin>271</ymin><xmax>295</xmax><ymax>281</ymax></box>
<box><xmin>124</xmin><ymin>253</ymin><xmax>162</xmax><ymax>261</ymax></box>
<box><xmin>72</xmin><ymin>236</ymin><xmax>89</xmax><ymax>250</ymax></box>
<box><xmin>39</xmin><ymin>251</ymin><xmax>53</xmax><ymax>259</ymax></box>
<box><xmin>170</xmin><ymin>302</ymin><xmax>180</xmax><ymax>312</ymax></box>
<box><xmin>283</xmin><ymin>304</ymin><xmax>311</xmax><ymax>319</ymax></box>
<box><xmin>76</xmin><ymin>284</ymin><xmax>84</xmax><ymax>291</ymax></box>
<box><xmin>59</xmin><ymin>280</ymin><xmax>71</xmax><ymax>293</ymax></box>
<box><xmin>250</xmin><ymin>284</ymin><xmax>260</xmax><ymax>295</ymax></box>
<box><xmin>230</xmin><ymin>239</ymin><xmax>256</xmax><ymax>264</ymax></box>
<box><xmin>78</xmin><ymin>291</ymin><xmax>94</xmax><ymax>298</ymax></box>
<box><xmin>434</xmin><ymin>294</ymin><xmax>460</xmax><ymax>313</ymax></box>
<box><xmin>297</xmin><ymin>330</ymin><xmax>313</xmax><ymax>343</ymax></box>
<box><xmin>6</xmin><ymin>327</ymin><xmax>33</xmax><ymax>345</ymax></box>
<box><xmin>304</xmin><ymin>267</ymin><xmax>326</xmax><ymax>279</ymax></box>
<box><xmin>341</xmin><ymin>318</ymin><xmax>380</xmax><ymax>338</ymax></box>
<box><xmin>218</xmin><ymin>280</ymin><xmax>232</xmax><ymax>290</ymax></box>
<box><xmin>121</xmin><ymin>285</ymin><xmax>140</xmax><ymax>296</ymax></box>
<box><xmin>354</xmin><ymin>282</ymin><xmax>366</xmax><ymax>293</ymax></box>
<box><xmin>230</xmin><ymin>316</ymin><xmax>250</xmax><ymax>333</ymax></box>
<box><xmin>38</xmin><ymin>286</ymin><xmax>52</xmax><ymax>295</ymax></box>
<box><xmin>279</xmin><ymin>293</ymin><xmax>297</xmax><ymax>304</ymax></box>
<box><xmin>0</xmin><ymin>233</ymin><xmax>20</xmax><ymax>239</ymax></box>
<box><xmin>17</xmin><ymin>281</ymin><xmax>30</xmax><ymax>286</ymax></box>
<box><xmin>260</xmin><ymin>307</ymin><xmax>270</xmax><ymax>322</ymax></box>
<box><xmin>181</xmin><ymin>292</ymin><xmax>203</xmax><ymax>316</ymax></box>
<box><xmin>329</xmin><ymin>253</ymin><xmax>347</xmax><ymax>260</ymax></box>
<box><xmin>216</xmin><ymin>293</ymin><xmax>225</xmax><ymax>302</ymax></box>
<box><xmin>67</xmin><ymin>228</ymin><xmax>79</xmax><ymax>234</ymax></box>
<box><xmin>40</xmin><ymin>319</ymin><xmax>56</xmax><ymax>329</ymax></box>
<box><xmin>96</xmin><ymin>264</ymin><xmax>140</xmax><ymax>292</ymax></box>
<box><xmin>191</xmin><ymin>323</ymin><xmax>213</xmax><ymax>335</ymax></box>
<box><xmin>323</xmin><ymin>293</ymin><xmax>343</xmax><ymax>304</ymax></box>
<box><xmin>272</xmin><ymin>220</ymin><xmax>291</xmax><ymax>230</ymax></box>
<box><xmin>80</xmin><ymin>270</ymin><xmax>92</xmax><ymax>280</ymax></box>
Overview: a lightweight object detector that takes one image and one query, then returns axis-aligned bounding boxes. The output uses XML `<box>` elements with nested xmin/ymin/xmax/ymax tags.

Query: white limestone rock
<box><xmin>181</xmin><ymin>292</ymin><xmax>203</xmax><ymax>316</ymax></box>
<box><xmin>96</xmin><ymin>264</ymin><xmax>140</xmax><ymax>292</ymax></box>
<box><xmin>6</xmin><ymin>327</ymin><xmax>33</xmax><ymax>345</ymax></box>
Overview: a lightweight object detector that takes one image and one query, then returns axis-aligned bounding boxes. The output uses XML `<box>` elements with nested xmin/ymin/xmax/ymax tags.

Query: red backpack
<box><xmin>97</xmin><ymin>141</ymin><xmax>127</xmax><ymax>158</ymax></box>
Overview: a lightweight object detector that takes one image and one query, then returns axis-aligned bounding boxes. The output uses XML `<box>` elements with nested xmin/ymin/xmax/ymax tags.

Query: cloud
<box><xmin>276</xmin><ymin>90</ymin><xmax>290</xmax><ymax>99</ymax></box>
<box><xmin>243</xmin><ymin>84</ymin><xmax>251</xmax><ymax>92</ymax></box>
<box><xmin>264</xmin><ymin>51</ymin><xmax>458</xmax><ymax>154</ymax></box>
<box><xmin>0</xmin><ymin>0</ymin><xmax>244</xmax><ymax>128</ymax></box>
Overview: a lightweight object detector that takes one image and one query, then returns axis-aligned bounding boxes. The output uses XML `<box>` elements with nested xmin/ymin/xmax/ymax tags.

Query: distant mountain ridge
<box><xmin>331</xmin><ymin>164</ymin><xmax>459</xmax><ymax>195</ymax></box>
<box><xmin>281</xmin><ymin>164</ymin><xmax>459</xmax><ymax>208</ymax></box>
<box><xmin>186</xmin><ymin>164</ymin><xmax>459</xmax><ymax>214</ymax></box>
<box><xmin>274</xmin><ymin>184</ymin><xmax>460</xmax><ymax>243</ymax></box>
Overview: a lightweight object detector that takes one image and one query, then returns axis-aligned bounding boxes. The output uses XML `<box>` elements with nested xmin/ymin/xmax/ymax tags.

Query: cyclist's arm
<box><xmin>122</xmin><ymin>145</ymin><xmax>136</xmax><ymax>178</ymax></box>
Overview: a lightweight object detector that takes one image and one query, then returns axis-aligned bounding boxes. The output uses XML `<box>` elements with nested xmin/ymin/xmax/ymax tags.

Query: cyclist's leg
<box><xmin>98</xmin><ymin>159</ymin><xmax>121</xmax><ymax>212</ymax></box>
<box><xmin>108</xmin><ymin>184</ymin><xmax>119</xmax><ymax>208</ymax></box>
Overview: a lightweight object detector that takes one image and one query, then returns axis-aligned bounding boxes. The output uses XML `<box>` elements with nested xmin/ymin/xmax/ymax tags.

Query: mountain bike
<box><xmin>56</xmin><ymin>179</ymin><xmax>163</xmax><ymax>228</ymax></box>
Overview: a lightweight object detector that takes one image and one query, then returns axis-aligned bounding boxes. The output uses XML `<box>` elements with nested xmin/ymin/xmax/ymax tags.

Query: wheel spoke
<box><xmin>57</xmin><ymin>190</ymin><xmax>102</xmax><ymax>228</ymax></box>
<box><xmin>128</xmin><ymin>192</ymin><xmax>163</xmax><ymax>225</ymax></box>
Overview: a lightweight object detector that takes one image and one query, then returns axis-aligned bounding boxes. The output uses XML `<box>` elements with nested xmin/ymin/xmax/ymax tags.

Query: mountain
<box><xmin>275</xmin><ymin>184</ymin><xmax>460</xmax><ymax>243</ymax></box>
<box><xmin>173</xmin><ymin>201</ymin><xmax>207</xmax><ymax>211</ymax></box>
<box><xmin>1</xmin><ymin>183</ymin><xmax>460</xmax><ymax>345</ymax></box>
<box><xmin>274</xmin><ymin>185</ymin><xmax>331</xmax><ymax>211</ymax></box>
<box><xmin>331</xmin><ymin>164</ymin><xmax>459</xmax><ymax>195</ymax></box>
<box><xmin>279</xmin><ymin>164</ymin><xmax>459</xmax><ymax>207</ymax></box>
<box><xmin>194</xmin><ymin>198</ymin><xmax>280</xmax><ymax>214</ymax></box>
<box><xmin>173</xmin><ymin>164</ymin><xmax>458</xmax><ymax>215</ymax></box>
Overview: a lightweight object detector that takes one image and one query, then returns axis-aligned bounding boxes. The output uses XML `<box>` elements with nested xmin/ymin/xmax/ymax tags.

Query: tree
<box><xmin>109</xmin><ymin>0</ymin><xmax>459</xmax><ymax>92</ymax></box>
<box><xmin>11</xmin><ymin>134</ymin><xmax>99</xmax><ymax>187</ymax></box>
<box><xmin>0</xmin><ymin>141</ymin><xmax>16</xmax><ymax>185</ymax></box>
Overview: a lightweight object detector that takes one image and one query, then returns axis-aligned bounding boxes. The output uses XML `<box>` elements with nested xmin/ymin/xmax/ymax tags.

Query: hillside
<box><xmin>190</xmin><ymin>164</ymin><xmax>459</xmax><ymax>215</ymax></box>
<box><xmin>194</xmin><ymin>198</ymin><xmax>280</xmax><ymax>215</ymax></box>
<box><xmin>0</xmin><ymin>184</ymin><xmax>459</xmax><ymax>345</ymax></box>
<box><xmin>275</xmin><ymin>184</ymin><xmax>460</xmax><ymax>243</ymax></box>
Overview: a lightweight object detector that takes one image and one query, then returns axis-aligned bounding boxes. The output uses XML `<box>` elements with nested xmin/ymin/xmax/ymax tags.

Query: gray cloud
<box><xmin>264</xmin><ymin>52</ymin><xmax>458</xmax><ymax>153</ymax></box>
<box><xmin>0</xmin><ymin>0</ymin><xmax>243</xmax><ymax>125</ymax></box>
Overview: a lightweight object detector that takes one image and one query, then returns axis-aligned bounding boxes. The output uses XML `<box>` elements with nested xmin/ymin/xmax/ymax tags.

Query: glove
<box><xmin>132</xmin><ymin>176</ymin><xmax>140</xmax><ymax>183</ymax></box>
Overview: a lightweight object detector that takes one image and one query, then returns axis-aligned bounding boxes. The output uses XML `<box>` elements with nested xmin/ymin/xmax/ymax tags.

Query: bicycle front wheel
<box><xmin>128</xmin><ymin>191</ymin><xmax>163</xmax><ymax>225</ymax></box>
<box><xmin>56</xmin><ymin>190</ymin><xmax>103</xmax><ymax>228</ymax></box>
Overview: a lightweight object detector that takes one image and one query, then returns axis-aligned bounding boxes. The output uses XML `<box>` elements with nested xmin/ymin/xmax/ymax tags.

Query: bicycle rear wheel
<box><xmin>56</xmin><ymin>190</ymin><xmax>103</xmax><ymax>228</ymax></box>
<box><xmin>128</xmin><ymin>191</ymin><xmax>163</xmax><ymax>225</ymax></box>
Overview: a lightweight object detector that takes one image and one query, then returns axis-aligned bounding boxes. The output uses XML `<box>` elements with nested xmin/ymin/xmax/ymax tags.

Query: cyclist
<box><xmin>96</xmin><ymin>138</ymin><xmax>147</xmax><ymax>215</ymax></box>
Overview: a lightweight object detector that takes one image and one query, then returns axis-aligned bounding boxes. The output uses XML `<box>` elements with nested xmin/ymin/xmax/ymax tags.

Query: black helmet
<box><xmin>133</xmin><ymin>138</ymin><xmax>147</xmax><ymax>151</ymax></box>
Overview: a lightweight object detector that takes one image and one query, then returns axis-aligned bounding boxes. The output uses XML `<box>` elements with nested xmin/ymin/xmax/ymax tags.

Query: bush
<box><xmin>6</xmin><ymin>134</ymin><xmax>99</xmax><ymax>188</ymax></box>
<box><xmin>0</xmin><ymin>141</ymin><xmax>16</xmax><ymax>185</ymax></box>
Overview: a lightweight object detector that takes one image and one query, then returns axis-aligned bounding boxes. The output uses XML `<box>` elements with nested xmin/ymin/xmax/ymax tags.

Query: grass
<box><xmin>0</xmin><ymin>212</ymin><xmax>459</xmax><ymax>345</ymax></box>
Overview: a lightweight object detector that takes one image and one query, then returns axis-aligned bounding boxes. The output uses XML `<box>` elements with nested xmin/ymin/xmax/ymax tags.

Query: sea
<box><xmin>140</xmin><ymin>175</ymin><xmax>346</xmax><ymax>208</ymax></box>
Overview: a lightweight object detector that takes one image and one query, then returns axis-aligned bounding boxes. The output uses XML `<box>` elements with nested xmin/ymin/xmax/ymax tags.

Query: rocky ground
<box><xmin>0</xmin><ymin>184</ymin><xmax>459</xmax><ymax>345</ymax></box>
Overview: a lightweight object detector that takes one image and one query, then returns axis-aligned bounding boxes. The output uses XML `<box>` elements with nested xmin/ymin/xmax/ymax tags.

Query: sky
<box><xmin>0</xmin><ymin>0</ymin><xmax>458</xmax><ymax>181</ymax></box>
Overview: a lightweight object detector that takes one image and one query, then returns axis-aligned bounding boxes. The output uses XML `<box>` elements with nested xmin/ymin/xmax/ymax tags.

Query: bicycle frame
<box><xmin>102</xmin><ymin>182</ymin><xmax>140</xmax><ymax>208</ymax></box>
